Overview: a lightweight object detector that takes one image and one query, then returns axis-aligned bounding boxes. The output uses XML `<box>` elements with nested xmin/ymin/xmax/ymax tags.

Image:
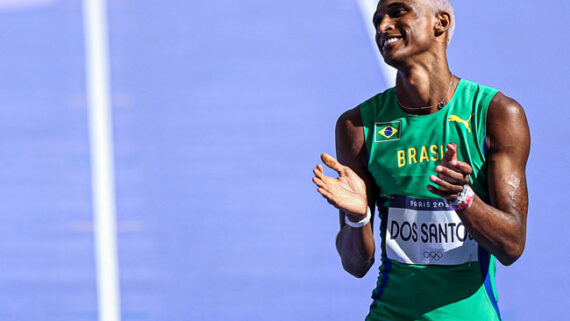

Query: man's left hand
<box><xmin>427</xmin><ymin>143</ymin><xmax>473</xmax><ymax>201</ymax></box>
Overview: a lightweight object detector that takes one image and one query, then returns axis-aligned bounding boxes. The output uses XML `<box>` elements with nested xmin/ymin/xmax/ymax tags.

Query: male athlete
<box><xmin>312</xmin><ymin>0</ymin><xmax>530</xmax><ymax>320</ymax></box>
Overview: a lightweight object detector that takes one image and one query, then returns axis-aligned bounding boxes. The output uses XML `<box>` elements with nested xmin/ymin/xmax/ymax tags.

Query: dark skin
<box><xmin>312</xmin><ymin>0</ymin><xmax>530</xmax><ymax>277</ymax></box>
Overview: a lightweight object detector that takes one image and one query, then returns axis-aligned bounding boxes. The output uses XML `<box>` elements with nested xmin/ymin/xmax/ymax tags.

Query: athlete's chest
<box><xmin>367</xmin><ymin>111</ymin><xmax>473</xmax><ymax>197</ymax></box>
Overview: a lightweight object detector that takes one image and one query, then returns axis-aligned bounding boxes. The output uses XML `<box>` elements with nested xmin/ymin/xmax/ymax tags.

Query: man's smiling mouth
<box><xmin>383</xmin><ymin>35</ymin><xmax>404</xmax><ymax>48</ymax></box>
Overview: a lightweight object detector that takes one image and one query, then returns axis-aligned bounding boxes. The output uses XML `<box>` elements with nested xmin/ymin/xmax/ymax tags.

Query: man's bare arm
<box><xmin>428</xmin><ymin>93</ymin><xmax>530</xmax><ymax>265</ymax></box>
<box><xmin>313</xmin><ymin>106</ymin><xmax>376</xmax><ymax>277</ymax></box>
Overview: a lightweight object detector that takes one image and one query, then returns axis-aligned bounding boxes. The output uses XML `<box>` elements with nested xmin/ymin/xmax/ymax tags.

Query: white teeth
<box><xmin>385</xmin><ymin>37</ymin><xmax>401</xmax><ymax>46</ymax></box>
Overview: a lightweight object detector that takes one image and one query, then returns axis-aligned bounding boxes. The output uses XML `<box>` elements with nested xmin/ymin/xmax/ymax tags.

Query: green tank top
<box><xmin>359</xmin><ymin>79</ymin><xmax>502</xmax><ymax>321</ymax></box>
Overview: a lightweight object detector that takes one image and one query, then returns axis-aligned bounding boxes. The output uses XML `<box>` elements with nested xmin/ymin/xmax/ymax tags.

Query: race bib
<box><xmin>385</xmin><ymin>196</ymin><xmax>479</xmax><ymax>265</ymax></box>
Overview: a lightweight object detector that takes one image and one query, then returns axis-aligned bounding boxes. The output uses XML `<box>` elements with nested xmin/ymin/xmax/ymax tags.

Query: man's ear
<box><xmin>434</xmin><ymin>12</ymin><xmax>451</xmax><ymax>36</ymax></box>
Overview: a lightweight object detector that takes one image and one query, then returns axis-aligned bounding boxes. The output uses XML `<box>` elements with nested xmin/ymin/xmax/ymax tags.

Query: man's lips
<box><xmin>382</xmin><ymin>35</ymin><xmax>404</xmax><ymax>48</ymax></box>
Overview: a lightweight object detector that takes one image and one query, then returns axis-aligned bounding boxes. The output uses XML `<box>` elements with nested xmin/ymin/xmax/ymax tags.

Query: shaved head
<box><xmin>378</xmin><ymin>0</ymin><xmax>455</xmax><ymax>46</ymax></box>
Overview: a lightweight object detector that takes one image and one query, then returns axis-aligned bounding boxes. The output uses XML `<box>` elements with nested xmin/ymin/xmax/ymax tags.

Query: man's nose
<box><xmin>377</xmin><ymin>15</ymin><xmax>394</xmax><ymax>33</ymax></box>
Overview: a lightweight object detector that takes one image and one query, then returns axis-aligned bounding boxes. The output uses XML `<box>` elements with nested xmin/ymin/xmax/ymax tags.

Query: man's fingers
<box><xmin>427</xmin><ymin>185</ymin><xmax>458</xmax><ymax>200</ymax></box>
<box><xmin>317</xmin><ymin>187</ymin><xmax>338</xmax><ymax>206</ymax></box>
<box><xmin>439</xmin><ymin>144</ymin><xmax>473</xmax><ymax>175</ymax></box>
<box><xmin>312</xmin><ymin>176</ymin><xmax>325</xmax><ymax>188</ymax></box>
<box><xmin>313</xmin><ymin>166</ymin><xmax>325</xmax><ymax>180</ymax></box>
<box><xmin>313</xmin><ymin>173</ymin><xmax>340</xmax><ymax>192</ymax></box>
<box><xmin>427</xmin><ymin>185</ymin><xmax>446</xmax><ymax>197</ymax></box>
<box><xmin>439</xmin><ymin>161</ymin><xmax>473</xmax><ymax>176</ymax></box>
<box><xmin>429</xmin><ymin>175</ymin><xmax>464</xmax><ymax>193</ymax></box>
<box><xmin>438</xmin><ymin>173</ymin><xmax>459</xmax><ymax>185</ymax></box>
<box><xmin>441</xmin><ymin>143</ymin><xmax>458</xmax><ymax>164</ymax></box>
<box><xmin>321</xmin><ymin>153</ymin><xmax>344</xmax><ymax>174</ymax></box>
<box><xmin>316</xmin><ymin>187</ymin><xmax>328</xmax><ymax>198</ymax></box>
<box><xmin>436</xmin><ymin>165</ymin><xmax>466</xmax><ymax>184</ymax></box>
<box><xmin>453</xmin><ymin>161</ymin><xmax>473</xmax><ymax>175</ymax></box>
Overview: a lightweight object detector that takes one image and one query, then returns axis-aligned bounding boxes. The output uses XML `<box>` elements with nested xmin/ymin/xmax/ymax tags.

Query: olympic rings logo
<box><xmin>423</xmin><ymin>251</ymin><xmax>444</xmax><ymax>260</ymax></box>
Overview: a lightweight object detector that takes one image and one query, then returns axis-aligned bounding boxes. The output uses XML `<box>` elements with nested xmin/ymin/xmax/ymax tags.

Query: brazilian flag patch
<box><xmin>374</xmin><ymin>121</ymin><xmax>401</xmax><ymax>142</ymax></box>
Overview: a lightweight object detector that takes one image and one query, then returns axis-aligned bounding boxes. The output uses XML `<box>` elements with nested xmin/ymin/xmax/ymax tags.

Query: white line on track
<box><xmin>356</xmin><ymin>0</ymin><xmax>397</xmax><ymax>87</ymax></box>
<box><xmin>82</xmin><ymin>0</ymin><xmax>121</xmax><ymax>320</ymax></box>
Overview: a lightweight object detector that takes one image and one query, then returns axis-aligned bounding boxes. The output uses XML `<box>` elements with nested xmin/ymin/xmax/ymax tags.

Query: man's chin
<box><xmin>381</xmin><ymin>55</ymin><xmax>402</xmax><ymax>69</ymax></box>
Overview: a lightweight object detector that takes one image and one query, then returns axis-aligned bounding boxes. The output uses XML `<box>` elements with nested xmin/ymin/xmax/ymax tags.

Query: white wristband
<box><xmin>344</xmin><ymin>207</ymin><xmax>371</xmax><ymax>228</ymax></box>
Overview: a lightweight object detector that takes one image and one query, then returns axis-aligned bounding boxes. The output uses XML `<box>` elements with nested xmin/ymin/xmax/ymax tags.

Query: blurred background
<box><xmin>0</xmin><ymin>0</ymin><xmax>569</xmax><ymax>320</ymax></box>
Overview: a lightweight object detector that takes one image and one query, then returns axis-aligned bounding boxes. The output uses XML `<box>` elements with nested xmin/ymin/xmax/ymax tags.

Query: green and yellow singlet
<box><xmin>360</xmin><ymin>79</ymin><xmax>502</xmax><ymax>321</ymax></box>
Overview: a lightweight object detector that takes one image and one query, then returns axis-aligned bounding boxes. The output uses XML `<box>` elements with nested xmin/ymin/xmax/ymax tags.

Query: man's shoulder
<box><xmin>337</xmin><ymin>106</ymin><xmax>363</xmax><ymax>133</ymax></box>
<box><xmin>488</xmin><ymin>92</ymin><xmax>525</xmax><ymax>123</ymax></box>
<box><xmin>486</xmin><ymin>91</ymin><xmax>529</xmax><ymax>153</ymax></box>
<box><xmin>489</xmin><ymin>92</ymin><xmax>521</xmax><ymax>108</ymax></box>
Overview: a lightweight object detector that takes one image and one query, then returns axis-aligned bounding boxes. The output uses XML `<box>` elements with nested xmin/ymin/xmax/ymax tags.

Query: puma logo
<box><xmin>448</xmin><ymin>114</ymin><xmax>474</xmax><ymax>133</ymax></box>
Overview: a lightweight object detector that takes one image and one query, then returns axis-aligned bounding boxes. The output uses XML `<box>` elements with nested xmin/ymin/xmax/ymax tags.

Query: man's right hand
<box><xmin>312</xmin><ymin>153</ymin><xmax>368</xmax><ymax>218</ymax></box>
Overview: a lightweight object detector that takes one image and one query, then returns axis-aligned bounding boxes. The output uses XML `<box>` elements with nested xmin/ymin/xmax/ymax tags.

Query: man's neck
<box><xmin>394</xmin><ymin>55</ymin><xmax>454</xmax><ymax>115</ymax></box>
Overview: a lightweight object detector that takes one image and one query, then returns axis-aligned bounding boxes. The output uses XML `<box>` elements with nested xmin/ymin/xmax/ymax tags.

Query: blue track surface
<box><xmin>0</xmin><ymin>0</ymin><xmax>568</xmax><ymax>320</ymax></box>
